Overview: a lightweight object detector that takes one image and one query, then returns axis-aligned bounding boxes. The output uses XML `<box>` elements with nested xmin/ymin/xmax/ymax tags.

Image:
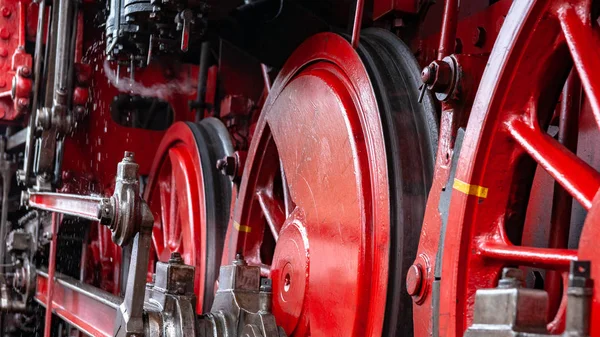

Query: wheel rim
<box><xmin>224</xmin><ymin>32</ymin><xmax>437</xmax><ymax>337</ymax></box>
<box><xmin>356</xmin><ymin>28</ymin><xmax>438</xmax><ymax>337</ymax></box>
<box><xmin>145</xmin><ymin>119</ymin><xmax>233</xmax><ymax>312</ymax></box>
<box><xmin>432</xmin><ymin>1</ymin><xmax>600</xmax><ymax>336</ymax></box>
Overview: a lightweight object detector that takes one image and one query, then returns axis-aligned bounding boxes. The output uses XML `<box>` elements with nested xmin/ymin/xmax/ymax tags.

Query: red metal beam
<box><xmin>557</xmin><ymin>4</ymin><xmax>600</xmax><ymax>129</ymax></box>
<box><xmin>478</xmin><ymin>242</ymin><xmax>577</xmax><ymax>271</ymax></box>
<box><xmin>506</xmin><ymin>118</ymin><xmax>600</xmax><ymax>210</ymax></box>
<box><xmin>351</xmin><ymin>0</ymin><xmax>364</xmax><ymax>48</ymax></box>
<box><xmin>438</xmin><ymin>0</ymin><xmax>459</xmax><ymax>59</ymax></box>
<box><xmin>36</xmin><ymin>271</ymin><xmax>119</xmax><ymax>337</ymax></box>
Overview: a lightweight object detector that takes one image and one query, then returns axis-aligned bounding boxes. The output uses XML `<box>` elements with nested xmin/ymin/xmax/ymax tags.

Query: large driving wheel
<box><xmin>417</xmin><ymin>1</ymin><xmax>600</xmax><ymax>336</ymax></box>
<box><xmin>144</xmin><ymin>118</ymin><xmax>233</xmax><ymax>312</ymax></box>
<box><xmin>222</xmin><ymin>32</ymin><xmax>437</xmax><ymax>336</ymax></box>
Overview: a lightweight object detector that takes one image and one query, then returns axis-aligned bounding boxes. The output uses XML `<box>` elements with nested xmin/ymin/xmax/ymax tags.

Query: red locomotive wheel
<box><xmin>422</xmin><ymin>1</ymin><xmax>600</xmax><ymax>336</ymax></box>
<box><xmin>223</xmin><ymin>32</ymin><xmax>437</xmax><ymax>337</ymax></box>
<box><xmin>145</xmin><ymin>119</ymin><xmax>233</xmax><ymax>313</ymax></box>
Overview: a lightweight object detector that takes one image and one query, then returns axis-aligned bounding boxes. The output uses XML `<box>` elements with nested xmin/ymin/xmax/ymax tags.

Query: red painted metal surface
<box><xmin>62</xmin><ymin>7</ymin><xmax>198</xmax><ymax>192</ymax></box>
<box><xmin>82</xmin><ymin>222</ymin><xmax>121</xmax><ymax>295</ymax></box>
<box><xmin>223</xmin><ymin>33</ymin><xmax>390</xmax><ymax>337</ymax></box>
<box><xmin>437</xmin><ymin>0</ymin><xmax>458</xmax><ymax>60</ymax></box>
<box><xmin>412</xmin><ymin>2</ymin><xmax>600</xmax><ymax>337</ymax></box>
<box><xmin>351</xmin><ymin>0</ymin><xmax>364</xmax><ymax>48</ymax></box>
<box><xmin>36</xmin><ymin>271</ymin><xmax>119</xmax><ymax>337</ymax></box>
<box><xmin>144</xmin><ymin>122</ymin><xmax>208</xmax><ymax>313</ymax></box>
<box><xmin>0</xmin><ymin>0</ymin><xmax>33</xmax><ymax>121</ymax></box>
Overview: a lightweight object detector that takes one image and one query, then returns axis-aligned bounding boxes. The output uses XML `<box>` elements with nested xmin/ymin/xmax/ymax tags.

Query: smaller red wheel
<box><xmin>144</xmin><ymin>119</ymin><xmax>233</xmax><ymax>312</ymax></box>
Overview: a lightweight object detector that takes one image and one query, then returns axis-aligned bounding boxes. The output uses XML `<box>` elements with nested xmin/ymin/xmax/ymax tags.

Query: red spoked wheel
<box><xmin>423</xmin><ymin>1</ymin><xmax>600</xmax><ymax>336</ymax></box>
<box><xmin>144</xmin><ymin>118</ymin><xmax>233</xmax><ymax>312</ymax></box>
<box><xmin>223</xmin><ymin>32</ymin><xmax>437</xmax><ymax>337</ymax></box>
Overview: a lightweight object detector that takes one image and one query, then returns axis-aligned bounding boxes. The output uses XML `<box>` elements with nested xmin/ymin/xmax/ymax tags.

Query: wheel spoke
<box><xmin>158</xmin><ymin>175</ymin><xmax>171</xmax><ymax>251</ymax></box>
<box><xmin>506</xmin><ymin>118</ymin><xmax>600</xmax><ymax>210</ymax></box>
<box><xmin>164</xmin><ymin>170</ymin><xmax>178</xmax><ymax>251</ymax></box>
<box><xmin>557</xmin><ymin>4</ymin><xmax>600</xmax><ymax>128</ymax></box>
<box><xmin>256</xmin><ymin>189</ymin><xmax>285</xmax><ymax>241</ymax></box>
<box><xmin>280</xmin><ymin>160</ymin><xmax>294</xmax><ymax>217</ymax></box>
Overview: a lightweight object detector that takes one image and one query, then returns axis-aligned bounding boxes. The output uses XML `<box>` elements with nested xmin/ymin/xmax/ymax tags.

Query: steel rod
<box><xmin>43</xmin><ymin>213</ymin><xmax>59</xmax><ymax>337</ymax></box>
<box><xmin>261</xmin><ymin>64</ymin><xmax>271</xmax><ymax>93</ymax></box>
<box><xmin>28</xmin><ymin>192</ymin><xmax>104</xmax><ymax>221</ymax></box>
<box><xmin>438</xmin><ymin>0</ymin><xmax>459</xmax><ymax>59</ymax></box>
<box><xmin>351</xmin><ymin>0</ymin><xmax>364</xmax><ymax>48</ymax></box>
<box><xmin>36</xmin><ymin>270</ymin><xmax>119</xmax><ymax>337</ymax></box>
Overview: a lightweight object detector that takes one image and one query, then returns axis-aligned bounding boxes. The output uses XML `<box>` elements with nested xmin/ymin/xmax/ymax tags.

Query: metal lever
<box><xmin>179</xmin><ymin>10</ymin><xmax>193</xmax><ymax>52</ymax></box>
<box><xmin>23</xmin><ymin>152</ymin><xmax>154</xmax><ymax>337</ymax></box>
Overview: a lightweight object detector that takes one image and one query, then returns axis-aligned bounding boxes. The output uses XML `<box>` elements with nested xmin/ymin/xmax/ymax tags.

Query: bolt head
<box><xmin>169</xmin><ymin>252</ymin><xmax>183</xmax><ymax>264</ymax></box>
<box><xmin>1</xmin><ymin>7</ymin><xmax>10</xmax><ymax>17</ymax></box>
<box><xmin>0</xmin><ymin>28</ymin><xmax>10</xmax><ymax>39</ymax></box>
<box><xmin>406</xmin><ymin>264</ymin><xmax>423</xmax><ymax>296</ymax></box>
<box><xmin>421</xmin><ymin>65</ymin><xmax>434</xmax><ymax>84</ymax></box>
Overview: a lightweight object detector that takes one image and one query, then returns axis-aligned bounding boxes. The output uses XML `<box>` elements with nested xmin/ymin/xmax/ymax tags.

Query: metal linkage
<box><xmin>201</xmin><ymin>254</ymin><xmax>286</xmax><ymax>337</ymax></box>
<box><xmin>22</xmin><ymin>151</ymin><xmax>153</xmax><ymax>337</ymax></box>
<box><xmin>464</xmin><ymin>261</ymin><xmax>593</xmax><ymax>337</ymax></box>
<box><xmin>17</xmin><ymin>151</ymin><xmax>285</xmax><ymax>337</ymax></box>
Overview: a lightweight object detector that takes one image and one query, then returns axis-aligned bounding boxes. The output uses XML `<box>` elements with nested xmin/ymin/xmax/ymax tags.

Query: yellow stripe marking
<box><xmin>453</xmin><ymin>179</ymin><xmax>489</xmax><ymax>198</ymax></box>
<box><xmin>234</xmin><ymin>221</ymin><xmax>252</xmax><ymax>233</ymax></box>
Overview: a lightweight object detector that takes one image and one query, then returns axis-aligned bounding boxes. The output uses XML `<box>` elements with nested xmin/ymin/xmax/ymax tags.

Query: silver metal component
<box><xmin>144</xmin><ymin>252</ymin><xmax>198</xmax><ymax>337</ymax></box>
<box><xmin>6</xmin><ymin>127</ymin><xmax>28</xmax><ymax>150</ymax></box>
<box><xmin>201</xmin><ymin>256</ymin><xmax>287</xmax><ymax>337</ymax></box>
<box><xmin>464</xmin><ymin>262</ymin><xmax>592</xmax><ymax>337</ymax></box>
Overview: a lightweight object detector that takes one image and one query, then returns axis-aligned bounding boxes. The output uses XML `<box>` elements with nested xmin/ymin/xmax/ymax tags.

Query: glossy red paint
<box><xmin>82</xmin><ymin>222</ymin><xmax>121</xmax><ymax>295</ymax></box>
<box><xmin>144</xmin><ymin>122</ymin><xmax>208</xmax><ymax>313</ymax></box>
<box><xmin>0</xmin><ymin>0</ymin><xmax>32</xmax><ymax>121</ymax></box>
<box><xmin>223</xmin><ymin>33</ymin><xmax>390</xmax><ymax>337</ymax></box>
<box><xmin>437</xmin><ymin>0</ymin><xmax>458</xmax><ymax>60</ymax></box>
<box><xmin>61</xmin><ymin>7</ymin><xmax>198</xmax><ymax>191</ymax></box>
<box><xmin>412</xmin><ymin>1</ymin><xmax>600</xmax><ymax>337</ymax></box>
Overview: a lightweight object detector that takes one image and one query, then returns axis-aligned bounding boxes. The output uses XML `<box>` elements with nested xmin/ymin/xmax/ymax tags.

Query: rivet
<box><xmin>0</xmin><ymin>28</ymin><xmax>10</xmax><ymax>40</ymax></box>
<box><xmin>406</xmin><ymin>264</ymin><xmax>424</xmax><ymax>296</ymax></box>
<box><xmin>1</xmin><ymin>7</ymin><xmax>10</xmax><ymax>17</ymax></box>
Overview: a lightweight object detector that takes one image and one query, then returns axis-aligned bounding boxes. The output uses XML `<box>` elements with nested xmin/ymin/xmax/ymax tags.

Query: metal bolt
<box><xmin>17</xmin><ymin>98</ymin><xmax>28</xmax><ymax>109</ymax></box>
<box><xmin>0</xmin><ymin>28</ymin><xmax>10</xmax><ymax>39</ymax></box>
<box><xmin>123</xmin><ymin>151</ymin><xmax>135</xmax><ymax>161</ymax></box>
<box><xmin>406</xmin><ymin>264</ymin><xmax>423</xmax><ymax>296</ymax></box>
<box><xmin>498</xmin><ymin>267</ymin><xmax>525</xmax><ymax>288</ymax></box>
<box><xmin>19</xmin><ymin>66</ymin><xmax>31</xmax><ymax>77</ymax></box>
<box><xmin>0</xmin><ymin>79</ymin><xmax>5</xmax><ymax>88</ymax></box>
<box><xmin>169</xmin><ymin>252</ymin><xmax>183</xmax><ymax>264</ymax></box>
<box><xmin>421</xmin><ymin>60</ymin><xmax>453</xmax><ymax>93</ymax></box>
<box><xmin>216</xmin><ymin>156</ymin><xmax>236</xmax><ymax>176</ymax></box>
<box><xmin>472</xmin><ymin>27</ymin><xmax>486</xmax><ymax>48</ymax></box>
<box><xmin>0</xmin><ymin>47</ymin><xmax>7</xmax><ymax>57</ymax></box>
<box><xmin>421</xmin><ymin>65</ymin><xmax>435</xmax><ymax>85</ymax></box>
<box><xmin>233</xmin><ymin>253</ymin><xmax>247</xmax><ymax>266</ymax></box>
<box><xmin>1</xmin><ymin>7</ymin><xmax>10</xmax><ymax>17</ymax></box>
